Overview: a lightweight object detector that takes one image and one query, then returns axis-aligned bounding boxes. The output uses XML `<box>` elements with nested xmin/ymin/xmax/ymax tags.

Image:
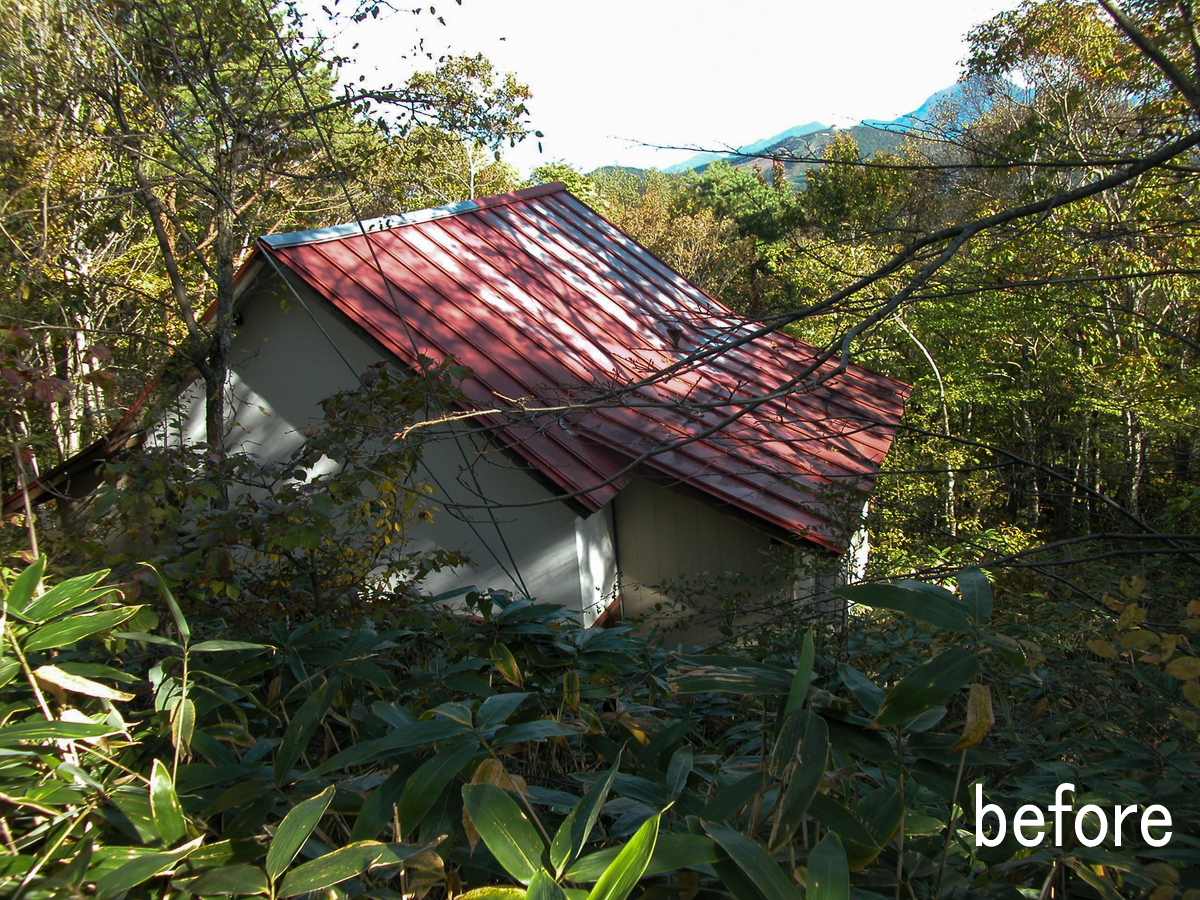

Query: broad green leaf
<box><xmin>807</xmin><ymin>833</ymin><xmax>849</xmax><ymax>900</ymax></box>
<box><xmin>24</xmin><ymin>568</ymin><xmax>114</xmax><ymax>622</ymax></box>
<box><xmin>711</xmin><ymin>858</ymin><xmax>770</xmax><ymax>900</ymax></box>
<box><xmin>902</xmin><ymin>705</ymin><xmax>947</xmax><ymax>733</ymax></box>
<box><xmin>586</xmin><ymin>811</ymin><xmax>661</xmax><ymax>900</ymax></box>
<box><xmin>93</xmin><ymin>836</ymin><xmax>203</xmax><ymax>899</ymax></box>
<box><xmin>703</xmin><ymin>822</ymin><xmax>802</xmax><ymax>900</ymax></box>
<box><xmin>171</xmin><ymin>697</ymin><xmax>196</xmax><ymax>756</ymax></box>
<box><xmin>432</xmin><ymin>701</ymin><xmax>474</xmax><ymax>727</ymax></box>
<box><xmin>769</xmin><ymin>709</ymin><xmax>809</xmax><ymax>778</ymax></box>
<box><xmin>770</xmin><ymin>712</ymin><xmax>827</xmax><ymax>851</ymax></box>
<box><xmin>0</xmin><ymin>659</ymin><xmax>19</xmax><ymax>689</ymax></box>
<box><xmin>492</xmin><ymin>719</ymin><xmax>580</xmax><ymax>745</ymax></box>
<box><xmin>832</xmin><ymin>583</ymin><xmax>971</xmax><ymax>633</ymax></box>
<box><xmin>0</xmin><ymin>854</ymin><xmax>35</xmax><ymax>880</ymax></box>
<box><xmin>823</xmin><ymin>716</ymin><xmax>893</xmax><ymax>763</ymax></box>
<box><xmin>188</xmin><ymin>640</ymin><xmax>271</xmax><ymax>652</ymax></box>
<box><xmin>150</xmin><ymin>759</ymin><xmax>187</xmax><ymax>845</ymax></box>
<box><xmin>458</xmin><ymin>889</ymin><xmax>526</xmax><ymax>900</ymax></box>
<box><xmin>144</xmin><ymin>564</ymin><xmax>190</xmax><ymax>644</ymax></box>
<box><xmin>36</xmin><ymin>837</ymin><xmax>92</xmax><ymax>892</ymax></box>
<box><xmin>179</xmin><ymin>838</ymin><xmax>263</xmax><ymax>870</ymax></box>
<box><xmin>837</xmin><ymin>664</ymin><xmax>885</xmax><ymax>716</ymax></box>
<box><xmin>565</xmin><ymin>834</ymin><xmax>719</xmax><ymax>882</ymax></box>
<box><xmin>274</xmin><ymin>679</ymin><xmax>331</xmax><ymax>784</ymax></box>
<box><xmin>840</xmin><ymin>788</ymin><xmax>904</xmax><ymax>871</ymax></box>
<box><xmin>276</xmin><ymin>840</ymin><xmax>385</xmax><ymax>898</ymax></box>
<box><xmin>463</xmin><ymin>782</ymin><xmax>546</xmax><ymax>884</ymax></box>
<box><xmin>781</xmin><ymin>629</ymin><xmax>814</xmax><ymax>721</ymax></box>
<box><xmin>32</xmin><ymin>664</ymin><xmax>135</xmax><ymax>702</ymax></box>
<box><xmin>665</xmin><ymin>745</ymin><xmax>692</xmax><ymax>799</ymax></box>
<box><xmin>113</xmin><ymin>631</ymin><xmax>183</xmax><ymax>649</ymax></box>
<box><xmin>266</xmin><ymin>784</ymin><xmax>334</xmax><ymax>881</ymax></box>
<box><xmin>476</xmin><ymin>692</ymin><xmax>529</xmax><ymax>730</ymax></box>
<box><xmin>956</xmin><ymin>567</ymin><xmax>992</xmax><ymax>624</ymax></box>
<box><xmin>24</xmin><ymin>606</ymin><xmax>140</xmax><ymax>652</ymax></box>
<box><xmin>301</xmin><ymin>718</ymin><xmax>469</xmax><ymax>780</ymax></box>
<box><xmin>2</xmin><ymin>556</ymin><xmax>45</xmax><ymax>617</ymax></box>
<box><xmin>982</xmin><ymin>632</ymin><xmax>1026</xmax><ymax>668</ymax></box>
<box><xmin>491</xmin><ymin>642</ymin><xmax>523</xmax><ymax>686</ymax></box>
<box><xmin>23</xmin><ymin>573</ymin><xmax>115</xmax><ymax>623</ymax></box>
<box><xmin>396</xmin><ymin>738</ymin><xmax>479</xmax><ymax>834</ymax></box>
<box><xmin>806</xmin><ymin>794</ymin><xmax>879</xmax><ymax>847</ymax></box>
<box><xmin>528</xmin><ymin>870</ymin><xmax>569</xmax><ymax>900</ymax></box>
<box><xmin>671</xmin><ymin>669</ymin><xmax>794</xmax><ymax>695</ymax></box>
<box><xmin>550</xmin><ymin>759</ymin><xmax>618</xmax><ymax>876</ymax></box>
<box><xmin>176</xmin><ymin>864</ymin><xmax>269</xmax><ymax>896</ymax></box>
<box><xmin>873</xmin><ymin>648</ymin><xmax>981</xmax><ymax>728</ymax></box>
<box><xmin>0</xmin><ymin>718</ymin><xmax>118</xmax><ymax>745</ymax></box>
<box><xmin>702</xmin><ymin>771</ymin><xmax>764</xmax><ymax>823</ymax></box>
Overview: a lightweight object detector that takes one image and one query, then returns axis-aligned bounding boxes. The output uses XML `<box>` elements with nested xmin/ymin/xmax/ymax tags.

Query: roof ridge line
<box><xmin>260</xmin><ymin>182</ymin><xmax>567</xmax><ymax>249</ymax></box>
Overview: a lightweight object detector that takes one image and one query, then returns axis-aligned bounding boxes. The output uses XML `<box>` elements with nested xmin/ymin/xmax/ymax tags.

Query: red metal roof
<box><xmin>259</xmin><ymin>183</ymin><xmax>911</xmax><ymax>552</ymax></box>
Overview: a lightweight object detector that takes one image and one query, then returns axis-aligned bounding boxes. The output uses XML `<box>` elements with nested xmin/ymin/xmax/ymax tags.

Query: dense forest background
<box><xmin>2</xmin><ymin>0</ymin><xmax>1200</xmax><ymax>898</ymax></box>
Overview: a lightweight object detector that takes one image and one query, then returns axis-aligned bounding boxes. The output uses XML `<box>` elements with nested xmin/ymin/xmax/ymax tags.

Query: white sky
<box><xmin>310</xmin><ymin>0</ymin><xmax>1019</xmax><ymax>175</ymax></box>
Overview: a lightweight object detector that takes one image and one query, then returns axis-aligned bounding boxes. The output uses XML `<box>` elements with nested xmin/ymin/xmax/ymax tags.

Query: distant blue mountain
<box><xmin>666</xmin><ymin>85</ymin><xmax>972</xmax><ymax>179</ymax></box>
<box><xmin>861</xmin><ymin>84</ymin><xmax>966</xmax><ymax>131</ymax></box>
<box><xmin>665</xmin><ymin>121</ymin><xmax>829</xmax><ymax>174</ymax></box>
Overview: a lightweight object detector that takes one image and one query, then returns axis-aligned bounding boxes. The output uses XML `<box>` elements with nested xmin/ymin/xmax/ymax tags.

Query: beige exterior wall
<box><xmin>614</xmin><ymin>475</ymin><xmax>819</xmax><ymax>645</ymax></box>
<box><xmin>150</xmin><ymin>276</ymin><xmax>618</xmax><ymax>621</ymax></box>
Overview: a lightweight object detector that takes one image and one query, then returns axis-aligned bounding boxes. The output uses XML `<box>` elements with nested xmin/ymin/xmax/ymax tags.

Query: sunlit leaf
<box><xmin>462</xmin><ymin>782</ymin><xmax>545</xmax><ymax>884</ymax></box>
<box><xmin>24</xmin><ymin>606</ymin><xmax>140</xmax><ymax>652</ymax></box>
<box><xmin>527</xmin><ymin>870</ymin><xmax>569</xmax><ymax>900</ymax></box>
<box><xmin>950</xmin><ymin>683</ymin><xmax>995</xmax><ymax>751</ymax></box>
<box><xmin>266</xmin><ymin>785</ymin><xmax>334</xmax><ymax>881</ymax></box>
<box><xmin>586</xmin><ymin>811</ymin><xmax>661</xmax><ymax>900</ymax></box>
<box><xmin>150</xmin><ymin>759</ymin><xmax>187</xmax><ymax>845</ymax></box>
<box><xmin>550</xmin><ymin>758</ymin><xmax>617</xmax><ymax>876</ymax></box>
<box><xmin>276</xmin><ymin>841</ymin><xmax>385</xmax><ymax>897</ymax></box>
<box><xmin>1</xmin><ymin>556</ymin><xmax>45</xmax><ymax>617</ymax></box>
<box><xmin>176</xmin><ymin>864</ymin><xmax>269</xmax><ymax>895</ymax></box>
<box><xmin>93</xmin><ymin>837</ymin><xmax>203</xmax><ymax>898</ymax></box>
<box><xmin>32</xmin><ymin>664</ymin><xmax>135</xmax><ymax>702</ymax></box>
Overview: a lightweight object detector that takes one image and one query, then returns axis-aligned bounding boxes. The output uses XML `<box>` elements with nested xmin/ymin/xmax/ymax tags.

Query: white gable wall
<box><xmin>149</xmin><ymin>275</ymin><xmax>617</xmax><ymax>622</ymax></box>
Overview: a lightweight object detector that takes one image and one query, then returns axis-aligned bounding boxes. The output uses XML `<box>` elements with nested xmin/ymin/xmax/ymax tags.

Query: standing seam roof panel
<box><xmin>259</xmin><ymin>183</ymin><xmax>912</xmax><ymax>550</ymax></box>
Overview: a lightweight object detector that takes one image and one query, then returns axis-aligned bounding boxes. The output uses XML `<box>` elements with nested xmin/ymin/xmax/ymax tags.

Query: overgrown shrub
<box><xmin>2</xmin><ymin>558</ymin><xmax>1197</xmax><ymax>898</ymax></box>
<box><xmin>75</xmin><ymin>361</ymin><xmax>469</xmax><ymax>625</ymax></box>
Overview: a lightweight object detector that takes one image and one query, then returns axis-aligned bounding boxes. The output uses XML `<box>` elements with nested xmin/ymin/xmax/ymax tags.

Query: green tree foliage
<box><xmin>0</xmin><ymin>0</ymin><xmax>531</xmax><ymax>479</ymax></box>
<box><xmin>77</xmin><ymin>363</ymin><xmax>469</xmax><ymax>625</ymax></box>
<box><xmin>593</xmin><ymin>0</ymin><xmax>1200</xmax><ymax>578</ymax></box>
<box><xmin>591</xmin><ymin>168</ymin><xmax>759</xmax><ymax>309</ymax></box>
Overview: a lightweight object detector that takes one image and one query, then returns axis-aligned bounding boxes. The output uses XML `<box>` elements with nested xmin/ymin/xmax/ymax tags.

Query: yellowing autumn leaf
<box><xmin>1087</xmin><ymin>640</ymin><xmax>1120</xmax><ymax>659</ymax></box>
<box><xmin>1165</xmin><ymin>656</ymin><xmax>1200</xmax><ymax>680</ymax></box>
<box><xmin>950</xmin><ymin>684</ymin><xmax>994</xmax><ymax>751</ymax></box>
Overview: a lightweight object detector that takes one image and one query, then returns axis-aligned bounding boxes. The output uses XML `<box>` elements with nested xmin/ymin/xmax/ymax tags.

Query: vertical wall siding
<box><xmin>614</xmin><ymin>476</ymin><xmax>798</xmax><ymax>643</ymax></box>
<box><xmin>159</xmin><ymin>275</ymin><xmax>609</xmax><ymax>617</ymax></box>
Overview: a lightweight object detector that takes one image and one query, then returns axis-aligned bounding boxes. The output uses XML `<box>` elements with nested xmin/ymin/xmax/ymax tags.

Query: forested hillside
<box><xmin>2</xmin><ymin>0</ymin><xmax>1200</xmax><ymax>898</ymax></box>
